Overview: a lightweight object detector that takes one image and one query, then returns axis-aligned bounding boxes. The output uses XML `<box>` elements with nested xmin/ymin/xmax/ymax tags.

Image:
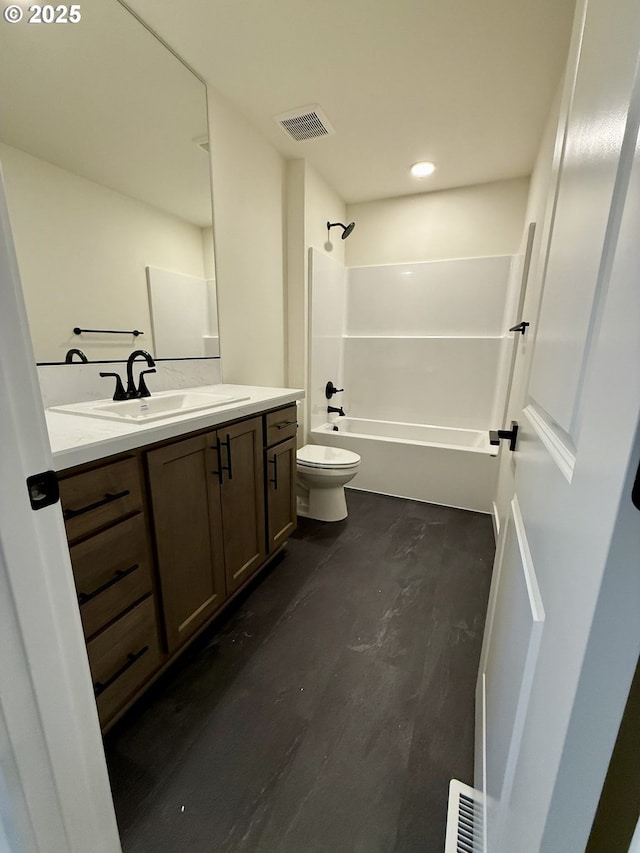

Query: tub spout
<box><xmin>328</xmin><ymin>405</ymin><xmax>345</xmax><ymax>416</ymax></box>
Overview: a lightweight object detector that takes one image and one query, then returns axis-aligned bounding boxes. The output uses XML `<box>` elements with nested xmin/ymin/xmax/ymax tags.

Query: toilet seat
<box><xmin>296</xmin><ymin>444</ymin><xmax>360</xmax><ymax>469</ymax></box>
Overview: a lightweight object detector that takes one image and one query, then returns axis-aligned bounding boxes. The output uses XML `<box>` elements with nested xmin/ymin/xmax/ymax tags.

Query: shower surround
<box><xmin>309</xmin><ymin>249</ymin><xmax>516</xmax><ymax>513</ymax></box>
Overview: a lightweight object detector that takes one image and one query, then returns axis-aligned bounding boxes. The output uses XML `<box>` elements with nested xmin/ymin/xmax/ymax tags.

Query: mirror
<box><xmin>0</xmin><ymin>0</ymin><xmax>219</xmax><ymax>363</ymax></box>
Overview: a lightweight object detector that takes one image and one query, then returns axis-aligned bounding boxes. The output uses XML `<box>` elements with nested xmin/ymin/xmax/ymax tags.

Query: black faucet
<box><xmin>125</xmin><ymin>350</ymin><xmax>156</xmax><ymax>398</ymax></box>
<box><xmin>64</xmin><ymin>348</ymin><xmax>88</xmax><ymax>363</ymax></box>
<box><xmin>100</xmin><ymin>371</ymin><xmax>127</xmax><ymax>400</ymax></box>
<box><xmin>327</xmin><ymin>405</ymin><xmax>346</xmax><ymax>417</ymax></box>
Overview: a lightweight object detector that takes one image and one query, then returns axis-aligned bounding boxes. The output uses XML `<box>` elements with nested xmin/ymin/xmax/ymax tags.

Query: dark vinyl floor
<box><xmin>105</xmin><ymin>490</ymin><xmax>495</xmax><ymax>853</ymax></box>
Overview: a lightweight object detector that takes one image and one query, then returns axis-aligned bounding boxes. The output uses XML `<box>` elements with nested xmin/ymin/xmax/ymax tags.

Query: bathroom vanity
<box><xmin>47</xmin><ymin>385</ymin><xmax>302</xmax><ymax>730</ymax></box>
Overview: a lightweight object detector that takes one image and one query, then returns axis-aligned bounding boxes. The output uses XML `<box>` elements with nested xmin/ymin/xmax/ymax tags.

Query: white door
<box><xmin>476</xmin><ymin>0</ymin><xmax>640</xmax><ymax>850</ymax></box>
<box><xmin>0</xmin><ymin>169</ymin><xmax>121</xmax><ymax>851</ymax></box>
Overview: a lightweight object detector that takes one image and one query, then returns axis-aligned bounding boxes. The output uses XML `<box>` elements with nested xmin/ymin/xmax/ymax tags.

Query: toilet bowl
<box><xmin>296</xmin><ymin>444</ymin><xmax>361</xmax><ymax>522</ymax></box>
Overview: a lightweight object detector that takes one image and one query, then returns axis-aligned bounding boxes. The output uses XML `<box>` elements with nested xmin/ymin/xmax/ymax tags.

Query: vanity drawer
<box><xmin>265</xmin><ymin>405</ymin><xmax>298</xmax><ymax>447</ymax></box>
<box><xmin>60</xmin><ymin>456</ymin><xmax>143</xmax><ymax>541</ymax></box>
<box><xmin>87</xmin><ymin>596</ymin><xmax>160</xmax><ymax>727</ymax></box>
<box><xmin>70</xmin><ymin>514</ymin><xmax>152</xmax><ymax>640</ymax></box>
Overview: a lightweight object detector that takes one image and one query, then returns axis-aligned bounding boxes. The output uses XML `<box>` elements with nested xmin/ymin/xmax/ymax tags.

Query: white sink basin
<box><xmin>49</xmin><ymin>390</ymin><xmax>250</xmax><ymax>424</ymax></box>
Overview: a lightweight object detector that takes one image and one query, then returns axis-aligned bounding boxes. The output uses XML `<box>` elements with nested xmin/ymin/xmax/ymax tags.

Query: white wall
<box><xmin>304</xmin><ymin>165</ymin><xmax>347</xmax><ymax>265</ymax></box>
<box><xmin>286</xmin><ymin>159</ymin><xmax>307</xmax><ymax>397</ymax></box>
<box><xmin>0</xmin><ymin>143</ymin><xmax>207</xmax><ymax>363</ymax></box>
<box><xmin>345</xmin><ymin>177</ymin><xmax>529</xmax><ymax>267</ymax></box>
<box><xmin>343</xmin><ymin>256</ymin><xmax>512</xmax><ymax>429</ymax></box>
<box><xmin>308</xmin><ymin>249</ymin><xmax>346</xmax><ymax>431</ymax></box>
<box><xmin>286</xmin><ymin>159</ymin><xmax>346</xmax><ymax>439</ymax></box>
<box><xmin>208</xmin><ymin>89</ymin><xmax>286</xmax><ymax>386</ymax></box>
<box><xmin>302</xmin><ymin>177</ymin><xmax>528</xmax><ymax>437</ymax></box>
<box><xmin>346</xmin><ymin>256</ymin><xmax>512</xmax><ymax>336</ymax></box>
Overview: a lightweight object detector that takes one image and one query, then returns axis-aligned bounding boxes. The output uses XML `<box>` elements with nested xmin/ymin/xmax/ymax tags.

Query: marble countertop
<box><xmin>46</xmin><ymin>384</ymin><xmax>304</xmax><ymax>471</ymax></box>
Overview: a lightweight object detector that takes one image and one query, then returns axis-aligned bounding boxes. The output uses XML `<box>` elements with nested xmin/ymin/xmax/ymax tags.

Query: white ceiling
<box><xmin>125</xmin><ymin>0</ymin><xmax>577</xmax><ymax>204</ymax></box>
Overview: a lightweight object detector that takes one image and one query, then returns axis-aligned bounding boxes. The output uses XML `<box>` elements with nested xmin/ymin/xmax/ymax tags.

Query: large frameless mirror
<box><xmin>0</xmin><ymin>0</ymin><xmax>219</xmax><ymax>363</ymax></box>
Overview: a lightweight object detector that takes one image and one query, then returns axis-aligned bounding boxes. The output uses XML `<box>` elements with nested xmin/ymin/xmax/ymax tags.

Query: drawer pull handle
<box><xmin>275</xmin><ymin>421</ymin><xmax>298</xmax><ymax>430</ymax></box>
<box><xmin>269</xmin><ymin>456</ymin><xmax>278</xmax><ymax>490</ymax></box>
<box><xmin>63</xmin><ymin>489</ymin><xmax>130</xmax><ymax>520</ymax></box>
<box><xmin>93</xmin><ymin>645</ymin><xmax>149</xmax><ymax>698</ymax></box>
<box><xmin>77</xmin><ymin>563</ymin><xmax>140</xmax><ymax>605</ymax></box>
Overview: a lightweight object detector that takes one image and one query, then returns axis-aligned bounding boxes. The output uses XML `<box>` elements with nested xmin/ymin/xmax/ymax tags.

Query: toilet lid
<box><xmin>297</xmin><ymin>444</ymin><xmax>361</xmax><ymax>469</ymax></box>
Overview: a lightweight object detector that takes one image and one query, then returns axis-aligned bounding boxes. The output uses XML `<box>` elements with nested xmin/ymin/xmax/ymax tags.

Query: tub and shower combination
<box><xmin>308</xmin><ymin>249</ymin><xmax>515</xmax><ymax>517</ymax></box>
<box><xmin>313</xmin><ymin>418</ymin><xmax>497</xmax><ymax>513</ymax></box>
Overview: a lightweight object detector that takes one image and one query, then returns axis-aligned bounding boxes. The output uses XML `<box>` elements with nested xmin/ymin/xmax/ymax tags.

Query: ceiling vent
<box><xmin>274</xmin><ymin>104</ymin><xmax>335</xmax><ymax>142</ymax></box>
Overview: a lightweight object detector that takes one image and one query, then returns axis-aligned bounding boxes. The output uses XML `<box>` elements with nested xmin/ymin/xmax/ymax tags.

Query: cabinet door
<box><xmin>218</xmin><ymin>417</ymin><xmax>266</xmax><ymax>594</ymax></box>
<box><xmin>266</xmin><ymin>436</ymin><xmax>297</xmax><ymax>553</ymax></box>
<box><xmin>147</xmin><ymin>433</ymin><xmax>225</xmax><ymax>652</ymax></box>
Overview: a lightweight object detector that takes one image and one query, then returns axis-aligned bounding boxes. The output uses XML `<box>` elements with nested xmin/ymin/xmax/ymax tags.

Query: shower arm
<box><xmin>327</xmin><ymin>220</ymin><xmax>356</xmax><ymax>239</ymax></box>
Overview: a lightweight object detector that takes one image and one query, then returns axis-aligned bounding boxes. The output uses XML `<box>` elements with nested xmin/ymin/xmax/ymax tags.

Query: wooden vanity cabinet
<box><xmin>59</xmin><ymin>455</ymin><xmax>161</xmax><ymax>728</ymax></box>
<box><xmin>265</xmin><ymin>405</ymin><xmax>298</xmax><ymax>554</ymax></box>
<box><xmin>146</xmin><ymin>433</ymin><xmax>226</xmax><ymax>653</ymax></box>
<box><xmin>146</xmin><ymin>415</ymin><xmax>266</xmax><ymax>650</ymax></box>
<box><xmin>58</xmin><ymin>403</ymin><xmax>297</xmax><ymax>729</ymax></box>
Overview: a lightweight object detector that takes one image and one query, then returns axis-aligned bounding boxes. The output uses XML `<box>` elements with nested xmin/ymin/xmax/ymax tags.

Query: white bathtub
<box><xmin>312</xmin><ymin>417</ymin><xmax>498</xmax><ymax>513</ymax></box>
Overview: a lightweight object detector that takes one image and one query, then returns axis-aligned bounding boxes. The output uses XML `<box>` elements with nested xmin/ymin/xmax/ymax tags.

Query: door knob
<box><xmin>489</xmin><ymin>421</ymin><xmax>519</xmax><ymax>452</ymax></box>
<box><xmin>509</xmin><ymin>321</ymin><xmax>530</xmax><ymax>335</ymax></box>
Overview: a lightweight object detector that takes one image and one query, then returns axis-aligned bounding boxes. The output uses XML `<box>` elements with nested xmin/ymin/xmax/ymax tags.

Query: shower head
<box><xmin>327</xmin><ymin>220</ymin><xmax>356</xmax><ymax>240</ymax></box>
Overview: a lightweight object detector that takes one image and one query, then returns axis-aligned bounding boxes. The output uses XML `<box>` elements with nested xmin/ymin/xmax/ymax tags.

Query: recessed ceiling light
<box><xmin>410</xmin><ymin>161</ymin><xmax>436</xmax><ymax>178</ymax></box>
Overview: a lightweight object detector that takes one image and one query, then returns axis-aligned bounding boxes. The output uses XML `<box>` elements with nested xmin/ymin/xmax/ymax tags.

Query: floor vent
<box><xmin>274</xmin><ymin>104</ymin><xmax>335</xmax><ymax>142</ymax></box>
<box><xmin>445</xmin><ymin>779</ymin><xmax>484</xmax><ymax>853</ymax></box>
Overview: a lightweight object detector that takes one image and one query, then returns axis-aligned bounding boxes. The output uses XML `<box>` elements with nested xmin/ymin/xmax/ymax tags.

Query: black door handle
<box><xmin>489</xmin><ymin>421</ymin><xmax>519</xmax><ymax>452</ymax></box>
<box><xmin>509</xmin><ymin>321</ymin><xmax>530</xmax><ymax>335</ymax></box>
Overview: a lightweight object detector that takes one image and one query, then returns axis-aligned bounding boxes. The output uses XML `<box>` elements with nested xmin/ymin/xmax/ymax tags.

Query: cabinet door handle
<box><xmin>276</xmin><ymin>420</ymin><xmax>298</xmax><ymax>430</ymax></box>
<box><xmin>222</xmin><ymin>434</ymin><xmax>233</xmax><ymax>480</ymax></box>
<box><xmin>209</xmin><ymin>439</ymin><xmax>223</xmax><ymax>485</ymax></box>
<box><xmin>77</xmin><ymin>563</ymin><xmax>140</xmax><ymax>605</ymax></box>
<box><xmin>269</xmin><ymin>455</ymin><xmax>278</xmax><ymax>490</ymax></box>
<box><xmin>93</xmin><ymin>645</ymin><xmax>149</xmax><ymax>697</ymax></box>
<box><xmin>63</xmin><ymin>489</ymin><xmax>130</xmax><ymax>520</ymax></box>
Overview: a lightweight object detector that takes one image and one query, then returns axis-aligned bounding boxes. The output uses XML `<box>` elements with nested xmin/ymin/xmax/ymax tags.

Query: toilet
<box><xmin>296</xmin><ymin>444</ymin><xmax>361</xmax><ymax>522</ymax></box>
